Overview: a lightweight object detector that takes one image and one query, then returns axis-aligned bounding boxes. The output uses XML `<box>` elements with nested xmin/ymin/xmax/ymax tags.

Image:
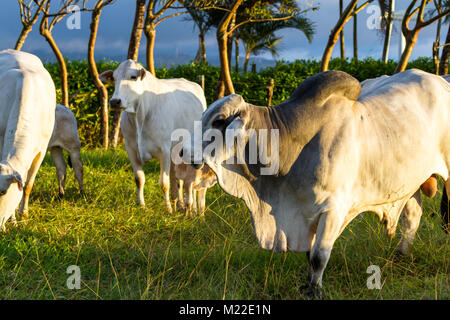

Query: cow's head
<box><xmin>0</xmin><ymin>163</ymin><xmax>23</xmax><ymax>196</ymax></box>
<box><xmin>99</xmin><ymin>59</ymin><xmax>147</xmax><ymax>113</ymax></box>
<box><xmin>183</xmin><ymin>94</ymin><xmax>251</xmax><ymax>169</ymax></box>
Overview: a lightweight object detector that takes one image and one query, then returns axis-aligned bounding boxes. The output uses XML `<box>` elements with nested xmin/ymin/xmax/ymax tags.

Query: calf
<box><xmin>48</xmin><ymin>104</ymin><xmax>84</xmax><ymax>198</ymax></box>
<box><xmin>172</xmin><ymin>143</ymin><xmax>217</xmax><ymax>216</ymax></box>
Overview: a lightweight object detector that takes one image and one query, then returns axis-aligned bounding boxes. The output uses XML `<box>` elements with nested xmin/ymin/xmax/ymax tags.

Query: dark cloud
<box><xmin>0</xmin><ymin>0</ymin><xmax>446</xmax><ymax>66</ymax></box>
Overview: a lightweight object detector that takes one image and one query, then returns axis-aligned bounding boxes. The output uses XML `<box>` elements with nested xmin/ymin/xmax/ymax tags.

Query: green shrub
<box><xmin>44</xmin><ymin>57</ymin><xmax>435</xmax><ymax>147</ymax></box>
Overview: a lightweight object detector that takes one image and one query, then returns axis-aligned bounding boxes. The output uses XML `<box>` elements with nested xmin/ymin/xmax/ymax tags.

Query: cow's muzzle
<box><xmin>109</xmin><ymin>98</ymin><xmax>123</xmax><ymax>109</ymax></box>
<box><xmin>191</xmin><ymin>163</ymin><xmax>203</xmax><ymax>170</ymax></box>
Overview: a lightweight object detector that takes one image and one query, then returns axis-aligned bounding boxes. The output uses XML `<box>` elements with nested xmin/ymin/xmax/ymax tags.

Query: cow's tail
<box><xmin>68</xmin><ymin>155</ymin><xmax>73</xmax><ymax>168</ymax></box>
<box><xmin>440</xmin><ymin>184</ymin><xmax>449</xmax><ymax>234</ymax></box>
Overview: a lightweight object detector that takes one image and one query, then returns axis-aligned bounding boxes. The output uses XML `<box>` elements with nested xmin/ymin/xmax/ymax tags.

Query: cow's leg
<box><xmin>19</xmin><ymin>152</ymin><xmax>45</xmax><ymax>219</ymax></box>
<box><xmin>178</xmin><ymin>179</ymin><xmax>185</xmax><ymax>209</ymax></box>
<box><xmin>159</xmin><ymin>154</ymin><xmax>172</xmax><ymax>213</ymax></box>
<box><xmin>441</xmin><ymin>179</ymin><xmax>450</xmax><ymax>234</ymax></box>
<box><xmin>68</xmin><ymin>149</ymin><xmax>84</xmax><ymax>194</ymax></box>
<box><xmin>50</xmin><ymin>147</ymin><xmax>67</xmax><ymax>198</ymax></box>
<box><xmin>197</xmin><ymin>188</ymin><xmax>207</xmax><ymax>216</ymax></box>
<box><xmin>192</xmin><ymin>190</ymin><xmax>198</xmax><ymax>215</ymax></box>
<box><xmin>124</xmin><ymin>143</ymin><xmax>145</xmax><ymax>207</ymax></box>
<box><xmin>169</xmin><ymin>162</ymin><xmax>179</xmax><ymax>212</ymax></box>
<box><xmin>307</xmin><ymin>209</ymin><xmax>344</xmax><ymax>299</ymax></box>
<box><xmin>184</xmin><ymin>182</ymin><xmax>195</xmax><ymax>217</ymax></box>
<box><xmin>398</xmin><ymin>190</ymin><xmax>422</xmax><ymax>255</ymax></box>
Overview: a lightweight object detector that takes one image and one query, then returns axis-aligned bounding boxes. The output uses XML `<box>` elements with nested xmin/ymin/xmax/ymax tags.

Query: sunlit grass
<box><xmin>0</xmin><ymin>147</ymin><xmax>448</xmax><ymax>299</ymax></box>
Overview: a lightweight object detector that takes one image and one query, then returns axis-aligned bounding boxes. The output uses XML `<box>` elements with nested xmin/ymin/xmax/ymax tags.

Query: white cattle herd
<box><xmin>0</xmin><ymin>49</ymin><xmax>449</xmax><ymax>298</ymax></box>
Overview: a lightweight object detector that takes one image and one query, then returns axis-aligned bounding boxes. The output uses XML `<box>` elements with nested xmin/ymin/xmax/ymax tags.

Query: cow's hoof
<box><xmin>21</xmin><ymin>210</ymin><xmax>29</xmax><ymax>220</ymax></box>
<box><xmin>306</xmin><ymin>285</ymin><xmax>322</xmax><ymax>300</ymax></box>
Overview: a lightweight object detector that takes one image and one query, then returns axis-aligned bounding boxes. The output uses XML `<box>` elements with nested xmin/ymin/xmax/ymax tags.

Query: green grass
<box><xmin>0</xmin><ymin>148</ymin><xmax>448</xmax><ymax>300</ymax></box>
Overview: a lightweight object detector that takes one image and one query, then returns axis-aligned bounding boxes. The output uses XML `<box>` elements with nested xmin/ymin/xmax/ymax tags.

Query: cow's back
<box><xmin>353</xmin><ymin>69</ymin><xmax>449</xmax><ymax>206</ymax></box>
<box><xmin>0</xmin><ymin>50</ymin><xmax>56</xmax><ymax>158</ymax></box>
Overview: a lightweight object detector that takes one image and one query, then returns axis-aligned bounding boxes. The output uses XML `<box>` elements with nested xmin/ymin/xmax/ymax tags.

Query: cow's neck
<box><xmin>245</xmin><ymin>101</ymin><xmax>341</xmax><ymax>176</ymax></box>
<box><xmin>1</xmin><ymin>110</ymin><xmax>38</xmax><ymax>178</ymax></box>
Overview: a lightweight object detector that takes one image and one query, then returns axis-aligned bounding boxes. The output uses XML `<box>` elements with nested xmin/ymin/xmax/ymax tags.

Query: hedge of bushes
<box><xmin>44</xmin><ymin>57</ymin><xmax>435</xmax><ymax>147</ymax></box>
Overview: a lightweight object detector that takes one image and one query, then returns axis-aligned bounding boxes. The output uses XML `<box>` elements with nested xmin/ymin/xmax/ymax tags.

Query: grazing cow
<box><xmin>0</xmin><ymin>49</ymin><xmax>56</xmax><ymax>230</ymax></box>
<box><xmin>99</xmin><ymin>60</ymin><xmax>206</xmax><ymax>212</ymax></box>
<box><xmin>172</xmin><ymin>143</ymin><xmax>217</xmax><ymax>216</ymax></box>
<box><xmin>48</xmin><ymin>104</ymin><xmax>84</xmax><ymax>198</ymax></box>
<box><xmin>184</xmin><ymin>69</ymin><xmax>450</xmax><ymax>298</ymax></box>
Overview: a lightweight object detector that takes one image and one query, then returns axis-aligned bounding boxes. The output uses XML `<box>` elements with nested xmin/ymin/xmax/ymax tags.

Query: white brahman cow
<box><xmin>183</xmin><ymin>69</ymin><xmax>450</xmax><ymax>298</ymax></box>
<box><xmin>99</xmin><ymin>60</ymin><xmax>206</xmax><ymax>212</ymax></box>
<box><xmin>48</xmin><ymin>104</ymin><xmax>84</xmax><ymax>198</ymax></box>
<box><xmin>0</xmin><ymin>49</ymin><xmax>56</xmax><ymax>230</ymax></box>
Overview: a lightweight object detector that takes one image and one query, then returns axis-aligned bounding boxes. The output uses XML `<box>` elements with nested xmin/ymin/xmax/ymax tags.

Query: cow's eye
<box><xmin>130</xmin><ymin>75</ymin><xmax>137</xmax><ymax>80</ymax></box>
<box><xmin>212</xmin><ymin>119</ymin><xmax>226</xmax><ymax>128</ymax></box>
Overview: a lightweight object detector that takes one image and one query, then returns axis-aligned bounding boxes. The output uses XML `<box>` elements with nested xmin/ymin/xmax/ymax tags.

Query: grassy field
<box><xmin>0</xmin><ymin>147</ymin><xmax>448</xmax><ymax>300</ymax></box>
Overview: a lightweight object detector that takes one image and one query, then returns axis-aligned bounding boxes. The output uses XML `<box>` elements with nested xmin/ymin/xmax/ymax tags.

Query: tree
<box><xmin>144</xmin><ymin>0</ymin><xmax>186</xmax><ymax>75</ymax></box>
<box><xmin>239</xmin><ymin>16</ymin><xmax>314</xmax><ymax>73</ymax></box>
<box><xmin>213</xmin><ymin>0</ymin><xmax>307</xmax><ymax>98</ymax></box>
<box><xmin>128</xmin><ymin>0</ymin><xmax>147</xmax><ymax>61</ymax></box>
<box><xmin>241</xmin><ymin>28</ymin><xmax>281</xmax><ymax>73</ymax></box>
<box><xmin>438</xmin><ymin>0</ymin><xmax>450</xmax><ymax>74</ymax></box>
<box><xmin>395</xmin><ymin>0</ymin><xmax>450</xmax><ymax>73</ymax></box>
<box><xmin>339</xmin><ymin>0</ymin><xmax>346</xmax><ymax>59</ymax></box>
<box><xmin>39</xmin><ymin>0</ymin><xmax>80</xmax><ymax>107</ymax></box>
<box><xmin>15</xmin><ymin>0</ymin><xmax>47</xmax><ymax>50</ymax></box>
<box><xmin>379</xmin><ymin>0</ymin><xmax>394</xmax><ymax>63</ymax></box>
<box><xmin>182</xmin><ymin>0</ymin><xmax>215</xmax><ymax>64</ymax></box>
<box><xmin>440</xmin><ymin>22</ymin><xmax>450</xmax><ymax>74</ymax></box>
<box><xmin>321</xmin><ymin>0</ymin><xmax>374</xmax><ymax>72</ymax></box>
<box><xmin>87</xmin><ymin>0</ymin><xmax>114</xmax><ymax>149</ymax></box>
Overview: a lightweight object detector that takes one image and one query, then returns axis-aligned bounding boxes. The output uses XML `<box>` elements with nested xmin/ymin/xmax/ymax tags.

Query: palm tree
<box><xmin>240</xmin><ymin>25</ymin><xmax>282</xmax><ymax>72</ymax></box>
<box><xmin>182</xmin><ymin>0</ymin><xmax>215</xmax><ymax>64</ymax></box>
<box><xmin>239</xmin><ymin>16</ymin><xmax>314</xmax><ymax>72</ymax></box>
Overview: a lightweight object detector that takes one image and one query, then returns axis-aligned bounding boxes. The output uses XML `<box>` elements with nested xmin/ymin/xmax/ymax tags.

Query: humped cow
<box><xmin>183</xmin><ymin>69</ymin><xmax>450</xmax><ymax>298</ymax></box>
<box><xmin>48</xmin><ymin>104</ymin><xmax>84</xmax><ymax>198</ymax></box>
<box><xmin>99</xmin><ymin>60</ymin><xmax>206</xmax><ymax>212</ymax></box>
<box><xmin>0</xmin><ymin>49</ymin><xmax>56</xmax><ymax>229</ymax></box>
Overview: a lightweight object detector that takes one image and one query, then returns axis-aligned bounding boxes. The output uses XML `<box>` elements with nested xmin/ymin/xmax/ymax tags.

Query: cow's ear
<box><xmin>139</xmin><ymin>68</ymin><xmax>146</xmax><ymax>80</ymax></box>
<box><xmin>10</xmin><ymin>171</ymin><xmax>23</xmax><ymax>191</ymax></box>
<box><xmin>99</xmin><ymin>70</ymin><xmax>114</xmax><ymax>83</ymax></box>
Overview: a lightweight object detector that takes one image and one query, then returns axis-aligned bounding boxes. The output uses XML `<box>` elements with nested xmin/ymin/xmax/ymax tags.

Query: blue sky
<box><xmin>0</xmin><ymin>0</ymin><xmax>447</xmax><ymax>66</ymax></box>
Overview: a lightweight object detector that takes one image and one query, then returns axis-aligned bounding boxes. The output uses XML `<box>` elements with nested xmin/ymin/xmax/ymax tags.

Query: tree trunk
<box><xmin>110</xmin><ymin>111</ymin><xmax>122</xmax><ymax>148</ymax></box>
<box><xmin>88</xmin><ymin>4</ymin><xmax>109</xmax><ymax>149</ymax></box>
<box><xmin>382</xmin><ymin>0</ymin><xmax>394</xmax><ymax>63</ymax></box>
<box><xmin>320</xmin><ymin>0</ymin><xmax>358</xmax><ymax>72</ymax></box>
<box><xmin>217</xmin><ymin>31</ymin><xmax>235</xmax><ymax>96</ymax></box>
<box><xmin>215</xmin><ymin>0</ymin><xmax>242</xmax><ymax>97</ymax></box>
<box><xmin>433</xmin><ymin>1</ymin><xmax>442</xmax><ymax>75</ymax></box>
<box><xmin>353</xmin><ymin>13</ymin><xmax>358</xmax><ymax>60</ymax></box>
<box><xmin>243</xmin><ymin>49</ymin><xmax>250</xmax><ymax>73</ymax></box>
<box><xmin>235</xmin><ymin>34</ymin><xmax>239</xmax><ymax>72</ymax></box>
<box><xmin>40</xmin><ymin>29</ymin><xmax>69</xmax><ymax>106</ymax></box>
<box><xmin>194</xmin><ymin>31</ymin><xmax>206</xmax><ymax>64</ymax></box>
<box><xmin>227</xmin><ymin>34</ymin><xmax>233</xmax><ymax>73</ymax></box>
<box><xmin>127</xmin><ymin>0</ymin><xmax>146</xmax><ymax>61</ymax></box>
<box><xmin>15</xmin><ymin>26</ymin><xmax>32</xmax><ymax>51</ymax></box>
<box><xmin>339</xmin><ymin>0</ymin><xmax>345</xmax><ymax>59</ymax></box>
<box><xmin>145</xmin><ymin>24</ymin><xmax>156</xmax><ymax>76</ymax></box>
<box><xmin>395</xmin><ymin>33</ymin><xmax>417</xmax><ymax>73</ymax></box>
<box><xmin>439</xmin><ymin>23</ymin><xmax>450</xmax><ymax>75</ymax></box>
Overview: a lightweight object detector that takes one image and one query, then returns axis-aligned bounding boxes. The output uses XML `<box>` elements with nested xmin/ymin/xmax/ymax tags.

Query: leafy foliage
<box><xmin>44</xmin><ymin>57</ymin><xmax>435</xmax><ymax>147</ymax></box>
